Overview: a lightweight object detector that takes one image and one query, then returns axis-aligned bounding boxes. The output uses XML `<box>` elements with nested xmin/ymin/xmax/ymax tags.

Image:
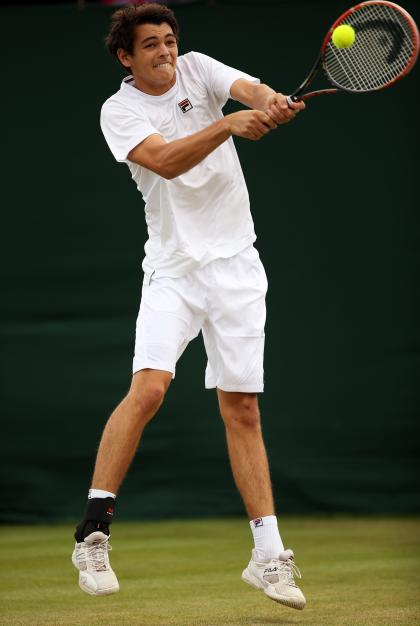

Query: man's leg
<box><xmin>217</xmin><ymin>390</ymin><xmax>273</xmax><ymax>520</ymax></box>
<box><xmin>72</xmin><ymin>368</ymin><xmax>172</xmax><ymax>596</ymax></box>
<box><xmin>90</xmin><ymin>368</ymin><xmax>173</xmax><ymax>494</ymax></box>
<box><xmin>217</xmin><ymin>389</ymin><xmax>306</xmax><ymax>610</ymax></box>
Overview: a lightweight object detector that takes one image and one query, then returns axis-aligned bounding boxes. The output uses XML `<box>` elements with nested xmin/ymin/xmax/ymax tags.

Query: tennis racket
<box><xmin>286</xmin><ymin>0</ymin><xmax>419</xmax><ymax>105</ymax></box>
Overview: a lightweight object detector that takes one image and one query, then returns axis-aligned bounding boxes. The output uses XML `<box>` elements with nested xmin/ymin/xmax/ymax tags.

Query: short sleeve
<box><xmin>191</xmin><ymin>52</ymin><xmax>260</xmax><ymax>108</ymax></box>
<box><xmin>100</xmin><ymin>99</ymin><xmax>159</xmax><ymax>163</ymax></box>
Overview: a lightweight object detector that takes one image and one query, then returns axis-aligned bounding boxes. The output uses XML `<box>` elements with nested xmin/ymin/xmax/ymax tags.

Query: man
<box><xmin>72</xmin><ymin>3</ymin><xmax>306</xmax><ymax>610</ymax></box>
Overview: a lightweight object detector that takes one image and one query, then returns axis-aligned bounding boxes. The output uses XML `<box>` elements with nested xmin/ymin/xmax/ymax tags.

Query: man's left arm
<box><xmin>230</xmin><ymin>79</ymin><xmax>305</xmax><ymax>125</ymax></box>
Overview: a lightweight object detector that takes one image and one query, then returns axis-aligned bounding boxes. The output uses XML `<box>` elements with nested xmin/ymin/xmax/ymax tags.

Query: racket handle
<box><xmin>286</xmin><ymin>94</ymin><xmax>302</xmax><ymax>106</ymax></box>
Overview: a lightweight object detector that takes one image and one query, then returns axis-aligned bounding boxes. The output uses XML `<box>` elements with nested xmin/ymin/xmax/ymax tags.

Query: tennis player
<box><xmin>72</xmin><ymin>3</ymin><xmax>306</xmax><ymax>610</ymax></box>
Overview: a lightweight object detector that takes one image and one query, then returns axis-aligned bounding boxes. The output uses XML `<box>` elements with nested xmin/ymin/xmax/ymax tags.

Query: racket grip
<box><xmin>286</xmin><ymin>94</ymin><xmax>302</xmax><ymax>106</ymax></box>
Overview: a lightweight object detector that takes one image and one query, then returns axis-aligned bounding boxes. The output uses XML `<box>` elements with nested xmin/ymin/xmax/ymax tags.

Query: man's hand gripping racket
<box><xmin>287</xmin><ymin>0</ymin><xmax>419</xmax><ymax>105</ymax></box>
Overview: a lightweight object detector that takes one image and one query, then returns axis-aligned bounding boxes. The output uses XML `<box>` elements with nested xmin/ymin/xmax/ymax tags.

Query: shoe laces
<box><xmin>279</xmin><ymin>557</ymin><xmax>302</xmax><ymax>586</ymax></box>
<box><xmin>264</xmin><ymin>557</ymin><xmax>302</xmax><ymax>587</ymax></box>
<box><xmin>86</xmin><ymin>538</ymin><xmax>111</xmax><ymax>572</ymax></box>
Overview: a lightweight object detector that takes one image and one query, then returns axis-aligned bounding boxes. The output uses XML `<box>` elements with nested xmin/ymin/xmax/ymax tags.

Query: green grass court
<box><xmin>1</xmin><ymin>517</ymin><xmax>419</xmax><ymax>626</ymax></box>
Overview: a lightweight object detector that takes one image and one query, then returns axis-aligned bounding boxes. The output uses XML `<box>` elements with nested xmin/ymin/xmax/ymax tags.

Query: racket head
<box><xmin>321</xmin><ymin>1</ymin><xmax>419</xmax><ymax>94</ymax></box>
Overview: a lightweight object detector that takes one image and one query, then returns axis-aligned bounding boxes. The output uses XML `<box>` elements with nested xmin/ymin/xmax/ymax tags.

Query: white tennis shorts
<box><xmin>132</xmin><ymin>245</ymin><xmax>268</xmax><ymax>392</ymax></box>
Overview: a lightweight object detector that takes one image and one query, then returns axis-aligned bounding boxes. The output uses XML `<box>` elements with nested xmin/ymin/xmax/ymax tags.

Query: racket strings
<box><xmin>338</xmin><ymin>6</ymin><xmax>410</xmax><ymax>87</ymax></box>
<box><xmin>324</xmin><ymin>3</ymin><xmax>417</xmax><ymax>92</ymax></box>
<box><xmin>339</xmin><ymin>5</ymin><xmax>411</xmax><ymax>86</ymax></box>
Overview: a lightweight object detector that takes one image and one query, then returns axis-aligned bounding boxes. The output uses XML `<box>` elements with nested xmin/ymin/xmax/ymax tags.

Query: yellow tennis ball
<box><xmin>332</xmin><ymin>24</ymin><xmax>356</xmax><ymax>48</ymax></box>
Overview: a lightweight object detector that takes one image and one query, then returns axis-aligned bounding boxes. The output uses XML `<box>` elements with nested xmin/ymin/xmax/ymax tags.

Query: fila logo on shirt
<box><xmin>178</xmin><ymin>97</ymin><xmax>193</xmax><ymax>113</ymax></box>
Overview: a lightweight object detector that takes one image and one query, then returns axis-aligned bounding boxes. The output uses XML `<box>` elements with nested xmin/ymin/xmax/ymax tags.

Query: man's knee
<box><xmin>127</xmin><ymin>370</ymin><xmax>172</xmax><ymax>423</ymax></box>
<box><xmin>126</xmin><ymin>386</ymin><xmax>165</xmax><ymax>424</ymax></box>
<box><xmin>219</xmin><ymin>393</ymin><xmax>261</xmax><ymax>430</ymax></box>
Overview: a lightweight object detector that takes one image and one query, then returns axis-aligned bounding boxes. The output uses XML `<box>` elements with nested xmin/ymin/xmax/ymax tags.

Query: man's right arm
<box><xmin>127</xmin><ymin>110</ymin><xmax>276</xmax><ymax>180</ymax></box>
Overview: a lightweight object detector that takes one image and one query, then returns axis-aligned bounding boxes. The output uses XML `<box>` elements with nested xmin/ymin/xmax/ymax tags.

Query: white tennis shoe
<box><xmin>241</xmin><ymin>548</ymin><xmax>306</xmax><ymax>610</ymax></box>
<box><xmin>72</xmin><ymin>531</ymin><xmax>119</xmax><ymax>596</ymax></box>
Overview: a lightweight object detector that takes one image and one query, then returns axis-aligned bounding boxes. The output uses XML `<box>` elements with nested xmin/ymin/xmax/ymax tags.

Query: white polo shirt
<box><xmin>100</xmin><ymin>51</ymin><xmax>260</xmax><ymax>278</ymax></box>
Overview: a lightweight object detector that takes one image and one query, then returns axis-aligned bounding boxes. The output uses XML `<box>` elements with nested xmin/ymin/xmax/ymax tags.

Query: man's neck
<box><xmin>132</xmin><ymin>74</ymin><xmax>176</xmax><ymax>96</ymax></box>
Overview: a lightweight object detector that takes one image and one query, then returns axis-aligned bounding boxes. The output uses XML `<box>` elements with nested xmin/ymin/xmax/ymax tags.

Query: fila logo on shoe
<box><xmin>264</xmin><ymin>566</ymin><xmax>278</xmax><ymax>574</ymax></box>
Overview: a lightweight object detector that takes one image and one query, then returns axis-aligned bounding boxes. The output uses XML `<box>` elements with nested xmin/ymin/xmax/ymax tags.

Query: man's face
<box><xmin>118</xmin><ymin>23</ymin><xmax>178</xmax><ymax>95</ymax></box>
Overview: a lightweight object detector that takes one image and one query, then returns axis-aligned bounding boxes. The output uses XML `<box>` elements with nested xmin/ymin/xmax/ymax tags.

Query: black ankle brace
<box><xmin>74</xmin><ymin>497</ymin><xmax>115</xmax><ymax>542</ymax></box>
<box><xmin>83</xmin><ymin>497</ymin><xmax>115</xmax><ymax>524</ymax></box>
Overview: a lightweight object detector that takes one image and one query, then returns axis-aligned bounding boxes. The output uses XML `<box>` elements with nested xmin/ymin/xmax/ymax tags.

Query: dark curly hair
<box><xmin>105</xmin><ymin>3</ymin><xmax>180</xmax><ymax>72</ymax></box>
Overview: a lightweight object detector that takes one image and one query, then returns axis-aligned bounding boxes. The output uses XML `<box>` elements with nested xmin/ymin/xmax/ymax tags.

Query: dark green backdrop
<box><xmin>1</xmin><ymin>1</ymin><xmax>419</xmax><ymax>523</ymax></box>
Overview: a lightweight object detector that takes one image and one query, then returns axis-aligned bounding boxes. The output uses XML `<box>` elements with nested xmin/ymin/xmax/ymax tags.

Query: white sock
<box><xmin>250</xmin><ymin>515</ymin><xmax>284</xmax><ymax>561</ymax></box>
<box><xmin>88</xmin><ymin>489</ymin><xmax>116</xmax><ymax>499</ymax></box>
